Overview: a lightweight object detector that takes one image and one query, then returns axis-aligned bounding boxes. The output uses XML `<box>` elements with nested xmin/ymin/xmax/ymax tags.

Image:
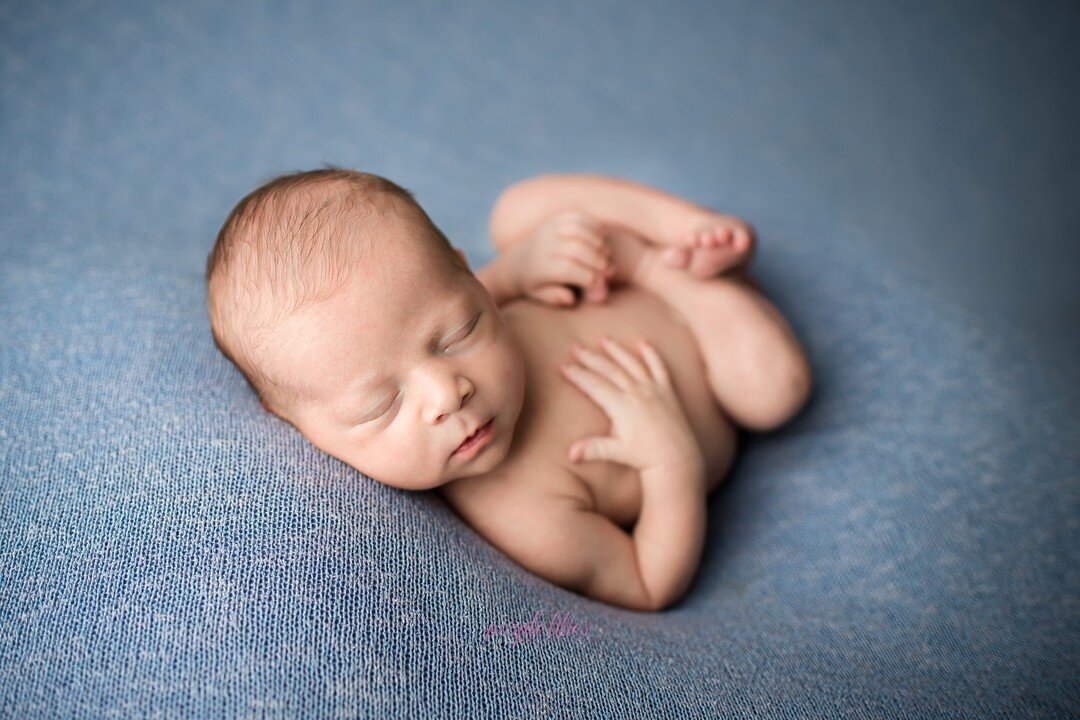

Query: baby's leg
<box><xmin>607</xmin><ymin>228</ymin><xmax>811</xmax><ymax>432</ymax></box>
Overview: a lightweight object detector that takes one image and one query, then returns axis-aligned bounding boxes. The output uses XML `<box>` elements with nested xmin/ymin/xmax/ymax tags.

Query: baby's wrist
<box><xmin>640</xmin><ymin>449</ymin><xmax>706</xmax><ymax>484</ymax></box>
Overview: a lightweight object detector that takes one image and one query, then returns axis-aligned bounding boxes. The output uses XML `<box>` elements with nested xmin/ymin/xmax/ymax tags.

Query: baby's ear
<box><xmin>453</xmin><ymin>247</ymin><xmax>470</xmax><ymax>271</ymax></box>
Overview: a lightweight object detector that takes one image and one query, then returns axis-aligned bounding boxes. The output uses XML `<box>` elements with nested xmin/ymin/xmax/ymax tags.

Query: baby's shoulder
<box><xmin>440</xmin><ymin>459</ymin><xmax>606</xmax><ymax>588</ymax></box>
<box><xmin>439</xmin><ymin>456</ymin><xmax>592</xmax><ymax>541</ymax></box>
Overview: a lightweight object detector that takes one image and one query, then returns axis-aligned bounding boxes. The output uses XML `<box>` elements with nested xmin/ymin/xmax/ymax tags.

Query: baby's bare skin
<box><xmin>442</xmin><ymin>218</ymin><xmax>810</xmax><ymax>611</ymax></box>
<box><xmin>440</xmin><ymin>282</ymin><xmax>737</xmax><ymax>530</ymax></box>
<box><xmin>227</xmin><ymin>171</ymin><xmax>810</xmax><ymax>611</ymax></box>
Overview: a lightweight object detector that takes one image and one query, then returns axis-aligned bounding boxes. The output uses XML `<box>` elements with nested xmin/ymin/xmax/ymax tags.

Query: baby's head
<box><xmin>206</xmin><ymin>167</ymin><xmax>525</xmax><ymax>490</ymax></box>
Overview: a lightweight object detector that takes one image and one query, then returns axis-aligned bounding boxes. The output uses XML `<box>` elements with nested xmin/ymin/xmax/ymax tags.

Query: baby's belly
<box><xmin>498</xmin><ymin>286</ymin><xmax>736</xmax><ymax>527</ymax></box>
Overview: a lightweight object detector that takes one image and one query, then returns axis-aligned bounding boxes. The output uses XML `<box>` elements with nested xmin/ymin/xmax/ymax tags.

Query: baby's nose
<box><xmin>435</xmin><ymin>387</ymin><xmax>473</xmax><ymax>424</ymax></box>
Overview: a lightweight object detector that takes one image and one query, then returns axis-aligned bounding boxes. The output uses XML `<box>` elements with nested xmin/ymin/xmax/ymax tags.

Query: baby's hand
<box><xmin>559</xmin><ymin>336</ymin><xmax>702</xmax><ymax>475</ymax></box>
<box><xmin>504</xmin><ymin>211</ymin><xmax>617</xmax><ymax>307</ymax></box>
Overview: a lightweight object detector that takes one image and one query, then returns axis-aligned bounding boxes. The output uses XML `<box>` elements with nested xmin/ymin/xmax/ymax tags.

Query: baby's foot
<box><xmin>661</xmin><ymin>217</ymin><xmax>756</xmax><ymax>278</ymax></box>
<box><xmin>604</xmin><ymin>225</ymin><xmax>766</xmax><ymax>296</ymax></box>
<box><xmin>602</xmin><ymin>227</ymin><xmax>654</xmax><ymax>288</ymax></box>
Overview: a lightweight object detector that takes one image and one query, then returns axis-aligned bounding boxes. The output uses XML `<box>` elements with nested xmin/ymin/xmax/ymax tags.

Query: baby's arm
<box><xmin>456</xmin><ymin>334</ymin><xmax>707</xmax><ymax>609</ymax></box>
<box><xmin>557</xmin><ymin>335</ymin><xmax>708</xmax><ymax>609</ymax></box>
<box><xmin>486</xmin><ymin>461</ymin><xmax>706</xmax><ymax>611</ymax></box>
<box><xmin>477</xmin><ymin>211</ymin><xmax>618</xmax><ymax>308</ymax></box>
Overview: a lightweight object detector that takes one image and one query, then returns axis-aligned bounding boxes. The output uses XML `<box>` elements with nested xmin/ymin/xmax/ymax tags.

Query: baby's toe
<box><xmin>732</xmin><ymin>226</ymin><xmax>756</xmax><ymax>262</ymax></box>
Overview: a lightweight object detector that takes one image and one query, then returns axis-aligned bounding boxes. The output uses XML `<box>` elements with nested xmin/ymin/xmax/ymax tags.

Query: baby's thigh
<box><xmin>671</xmin><ymin>275</ymin><xmax>811</xmax><ymax>431</ymax></box>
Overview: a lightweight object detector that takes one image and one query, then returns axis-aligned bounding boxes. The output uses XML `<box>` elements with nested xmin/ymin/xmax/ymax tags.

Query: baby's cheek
<box><xmin>491</xmin><ymin>341</ymin><xmax>518</xmax><ymax>382</ymax></box>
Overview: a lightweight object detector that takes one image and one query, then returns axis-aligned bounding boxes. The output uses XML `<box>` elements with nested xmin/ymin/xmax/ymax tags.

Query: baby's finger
<box><xmin>559</xmin><ymin>226</ymin><xmax>606</xmax><ymax>254</ymax></box>
<box><xmin>570</xmin><ymin>342</ymin><xmax>632</xmax><ymax>391</ymax></box>
<box><xmin>555</xmin><ymin>237</ymin><xmax>610</xmax><ymax>274</ymax></box>
<box><xmin>597</xmin><ymin>336</ymin><xmax>650</xmax><ymax>384</ymax></box>
<box><xmin>530</xmin><ymin>284</ymin><xmax>577</xmax><ymax>306</ymax></box>
<box><xmin>556</xmin><ymin>256</ymin><xmax>611</xmax><ymax>294</ymax></box>
<box><xmin>558</xmin><ymin>360</ymin><xmax>620</xmax><ymax>411</ymax></box>
<box><xmin>638</xmin><ymin>339</ymin><xmax>672</xmax><ymax>387</ymax></box>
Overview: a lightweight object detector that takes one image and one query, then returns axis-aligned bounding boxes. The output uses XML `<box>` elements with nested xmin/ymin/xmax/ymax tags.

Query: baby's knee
<box><xmin>782</xmin><ymin>352</ymin><xmax>813</xmax><ymax>415</ymax></box>
<box><xmin>744</xmin><ymin>350</ymin><xmax>813</xmax><ymax>432</ymax></box>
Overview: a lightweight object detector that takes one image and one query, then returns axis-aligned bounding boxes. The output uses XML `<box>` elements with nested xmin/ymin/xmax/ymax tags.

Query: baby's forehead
<box><xmin>280</xmin><ymin>270</ymin><xmax>476</xmax><ymax>380</ymax></box>
<box><xmin>309</xmin><ymin>248</ymin><xmax>474</xmax><ymax>328</ymax></box>
<box><xmin>366</xmin><ymin>271</ymin><xmax>473</xmax><ymax>323</ymax></box>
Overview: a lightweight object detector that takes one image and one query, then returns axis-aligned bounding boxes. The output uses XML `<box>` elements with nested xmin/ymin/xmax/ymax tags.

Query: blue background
<box><xmin>1</xmin><ymin>1</ymin><xmax>1077</xmax><ymax>716</ymax></box>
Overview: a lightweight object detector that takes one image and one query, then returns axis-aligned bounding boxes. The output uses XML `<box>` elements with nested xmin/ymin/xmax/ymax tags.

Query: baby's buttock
<box><xmin>501</xmin><ymin>286</ymin><xmax>736</xmax><ymax>494</ymax></box>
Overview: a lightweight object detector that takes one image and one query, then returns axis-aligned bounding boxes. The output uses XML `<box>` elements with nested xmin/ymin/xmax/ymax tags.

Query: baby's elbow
<box><xmin>638</xmin><ymin>581</ymin><xmax>694</xmax><ymax>612</ymax></box>
<box><xmin>631</xmin><ymin>592</ymin><xmax>667</xmax><ymax>613</ymax></box>
<box><xmin>581</xmin><ymin>561</ymin><xmax>666</xmax><ymax>612</ymax></box>
<box><xmin>582</xmin><ymin>579</ymin><xmax>658</xmax><ymax>612</ymax></box>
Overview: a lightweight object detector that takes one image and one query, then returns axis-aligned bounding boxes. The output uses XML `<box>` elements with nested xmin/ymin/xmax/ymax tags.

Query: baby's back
<box><xmin>440</xmin><ymin>285</ymin><xmax>736</xmax><ymax>531</ymax></box>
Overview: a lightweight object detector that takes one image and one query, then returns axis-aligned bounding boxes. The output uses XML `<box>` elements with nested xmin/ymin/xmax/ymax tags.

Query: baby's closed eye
<box><xmin>351</xmin><ymin>311</ymin><xmax>486</xmax><ymax>426</ymax></box>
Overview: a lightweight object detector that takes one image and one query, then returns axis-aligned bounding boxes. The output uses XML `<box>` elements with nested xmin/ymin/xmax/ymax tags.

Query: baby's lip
<box><xmin>464</xmin><ymin>419</ymin><xmax>485</xmax><ymax>440</ymax></box>
<box><xmin>454</xmin><ymin>416</ymin><xmax>494</xmax><ymax>453</ymax></box>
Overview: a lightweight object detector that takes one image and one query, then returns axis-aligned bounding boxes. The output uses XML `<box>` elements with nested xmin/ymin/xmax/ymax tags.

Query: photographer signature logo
<box><xmin>482</xmin><ymin>609</ymin><xmax>591</xmax><ymax>645</ymax></box>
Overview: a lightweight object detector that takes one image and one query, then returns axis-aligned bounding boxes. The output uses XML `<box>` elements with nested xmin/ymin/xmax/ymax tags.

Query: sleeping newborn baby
<box><xmin>205</xmin><ymin>168</ymin><xmax>812</xmax><ymax>611</ymax></box>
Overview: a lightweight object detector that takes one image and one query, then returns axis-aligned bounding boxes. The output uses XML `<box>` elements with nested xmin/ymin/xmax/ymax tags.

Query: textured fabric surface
<box><xmin>1</xmin><ymin>1</ymin><xmax>1077</xmax><ymax>717</ymax></box>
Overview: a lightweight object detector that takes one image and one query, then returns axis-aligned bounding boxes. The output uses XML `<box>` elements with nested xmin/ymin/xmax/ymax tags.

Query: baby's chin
<box><xmin>442</xmin><ymin>431</ymin><xmax>516</xmax><ymax>487</ymax></box>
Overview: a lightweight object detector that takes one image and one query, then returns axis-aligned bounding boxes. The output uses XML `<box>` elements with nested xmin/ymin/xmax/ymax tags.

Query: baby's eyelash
<box><xmin>356</xmin><ymin>311</ymin><xmax>483</xmax><ymax>426</ymax></box>
<box><xmin>450</xmin><ymin>312</ymin><xmax>482</xmax><ymax>346</ymax></box>
<box><xmin>360</xmin><ymin>395</ymin><xmax>397</xmax><ymax>424</ymax></box>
